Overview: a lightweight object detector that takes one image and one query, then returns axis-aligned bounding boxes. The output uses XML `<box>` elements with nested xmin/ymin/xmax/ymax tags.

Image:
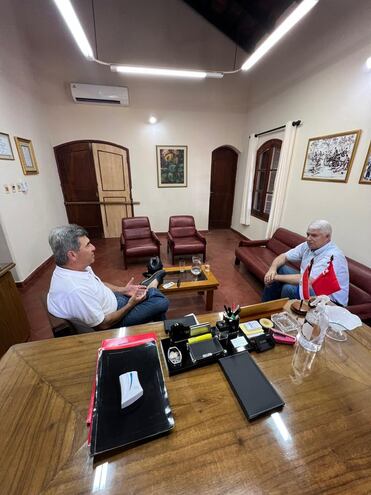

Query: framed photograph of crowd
<box><xmin>14</xmin><ymin>137</ymin><xmax>39</xmax><ymax>175</ymax></box>
<box><xmin>359</xmin><ymin>141</ymin><xmax>371</xmax><ymax>184</ymax></box>
<box><xmin>156</xmin><ymin>145</ymin><xmax>187</xmax><ymax>188</ymax></box>
<box><xmin>301</xmin><ymin>130</ymin><xmax>361</xmax><ymax>183</ymax></box>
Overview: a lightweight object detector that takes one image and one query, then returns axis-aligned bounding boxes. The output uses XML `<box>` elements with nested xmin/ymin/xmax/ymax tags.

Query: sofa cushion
<box><xmin>124</xmin><ymin>226</ymin><xmax>151</xmax><ymax>240</ymax></box>
<box><xmin>347</xmin><ymin>258</ymin><xmax>371</xmax><ymax>306</ymax></box>
<box><xmin>235</xmin><ymin>246</ymin><xmax>277</xmax><ymax>280</ymax></box>
<box><xmin>125</xmin><ymin>238</ymin><xmax>159</xmax><ymax>256</ymax></box>
<box><xmin>267</xmin><ymin>228</ymin><xmax>306</xmax><ymax>254</ymax></box>
<box><xmin>171</xmin><ymin>226</ymin><xmax>196</xmax><ymax>238</ymax></box>
<box><xmin>173</xmin><ymin>237</ymin><xmax>205</xmax><ymax>255</ymax></box>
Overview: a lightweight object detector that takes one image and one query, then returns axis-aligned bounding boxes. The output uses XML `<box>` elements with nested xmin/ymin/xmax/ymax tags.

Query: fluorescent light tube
<box><xmin>242</xmin><ymin>0</ymin><xmax>319</xmax><ymax>71</ymax></box>
<box><xmin>366</xmin><ymin>57</ymin><xmax>371</xmax><ymax>70</ymax></box>
<box><xmin>54</xmin><ymin>0</ymin><xmax>94</xmax><ymax>60</ymax></box>
<box><xmin>111</xmin><ymin>65</ymin><xmax>223</xmax><ymax>79</ymax></box>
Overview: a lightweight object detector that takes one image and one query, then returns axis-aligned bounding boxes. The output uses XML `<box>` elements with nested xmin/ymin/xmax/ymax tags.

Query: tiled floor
<box><xmin>19</xmin><ymin>229</ymin><xmax>263</xmax><ymax>341</ymax></box>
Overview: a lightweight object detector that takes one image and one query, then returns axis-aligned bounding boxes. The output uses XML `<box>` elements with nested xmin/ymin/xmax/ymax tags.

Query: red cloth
<box><xmin>312</xmin><ymin>257</ymin><xmax>340</xmax><ymax>296</ymax></box>
<box><xmin>299</xmin><ymin>259</ymin><xmax>313</xmax><ymax>300</ymax></box>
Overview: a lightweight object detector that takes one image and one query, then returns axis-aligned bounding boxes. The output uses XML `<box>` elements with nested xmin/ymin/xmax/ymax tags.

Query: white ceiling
<box><xmin>4</xmin><ymin>0</ymin><xmax>371</xmax><ymax>112</ymax></box>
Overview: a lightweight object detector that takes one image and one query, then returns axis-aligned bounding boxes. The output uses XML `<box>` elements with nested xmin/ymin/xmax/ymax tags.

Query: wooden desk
<box><xmin>0</xmin><ymin>301</ymin><xmax>370</xmax><ymax>494</ymax></box>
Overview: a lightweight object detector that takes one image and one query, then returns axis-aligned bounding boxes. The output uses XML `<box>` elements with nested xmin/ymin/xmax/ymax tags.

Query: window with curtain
<box><xmin>251</xmin><ymin>139</ymin><xmax>282</xmax><ymax>222</ymax></box>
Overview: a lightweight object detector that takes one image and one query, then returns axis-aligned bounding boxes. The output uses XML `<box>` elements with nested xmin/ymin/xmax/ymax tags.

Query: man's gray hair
<box><xmin>308</xmin><ymin>219</ymin><xmax>332</xmax><ymax>236</ymax></box>
<box><xmin>49</xmin><ymin>224</ymin><xmax>88</xmax><ymax>266</ymax></box>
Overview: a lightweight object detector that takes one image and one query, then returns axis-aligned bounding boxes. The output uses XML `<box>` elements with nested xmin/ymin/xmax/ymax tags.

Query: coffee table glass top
<box><xmin>164</xmin><ymin>269</ymin><xmax>207</xmax><ymax>283</ymax></box>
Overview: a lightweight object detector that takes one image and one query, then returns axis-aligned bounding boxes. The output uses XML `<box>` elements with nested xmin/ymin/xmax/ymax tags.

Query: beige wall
<box><xmin>0</xmin><ymin>3</ymin><xmax>67</xmax><ymax>281</ymax></box>
<box><xmin>45</xmin><ymin>100</ymin><xmax>247</xmax><ymax>232</ymax></box>
<box><xmin>232</xmin><ymin>43</ymin><xmax>371</xmax><ymax>266</ymax></box>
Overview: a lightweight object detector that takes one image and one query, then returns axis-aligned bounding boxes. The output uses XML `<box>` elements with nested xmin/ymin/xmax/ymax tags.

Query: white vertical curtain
<box><xmin>239</xmin><ymin>134</ymin><xmax>258</xmax><ymax>225</ymax></box>
<box><xmin>265</xmin><ymin>121</ymin><xmax>298</xmax><ymax>238</ymax></box>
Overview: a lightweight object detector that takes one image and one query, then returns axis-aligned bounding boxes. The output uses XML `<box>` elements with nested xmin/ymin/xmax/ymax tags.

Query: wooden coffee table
<box><xmin>159</xmin><ymin>265</ymin><xmax>219</xmax><ymax>310</ymax></box>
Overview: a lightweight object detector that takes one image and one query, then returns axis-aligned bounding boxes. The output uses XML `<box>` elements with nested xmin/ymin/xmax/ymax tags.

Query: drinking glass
<box><xmin>179</xmin><ymin>259</ymin><xmax>186</xmax><ymax>273</ymax></box>
<box><xmin>326</xmin><ymin>322</ymin><xmax>348</xmax><ymax>342</ymax></box>
<box><xmin>191</xmin><ymin>256</ymin><xmax>202</xmax><ymax>278</ymax></box>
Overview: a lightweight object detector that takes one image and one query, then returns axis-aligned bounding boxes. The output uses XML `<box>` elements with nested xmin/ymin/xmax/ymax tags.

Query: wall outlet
<box><xmin>11</xmin><ymin>184</ymin><xmax>16</xmax><ymax>193</ymax></box>
<box><xmin>4</xmin><ymin>185</ymin><xmax>10</xmax><ymax>194</ymax></box>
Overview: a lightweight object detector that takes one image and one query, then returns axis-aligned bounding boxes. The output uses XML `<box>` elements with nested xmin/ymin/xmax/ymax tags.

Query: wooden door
<box><xmin>92</xmin><ymin>143</ymin><xmax>133</xmax><ymax>238</ymax></box>
<box><xmin>208</xmin><ymin>147</ymin><xmax>238</xmax><ymax>229</ymax></box>
<box><xmin>54</xmin><ymin>141</ymin><xmax>104</xmax><ymax>238</ymax></box>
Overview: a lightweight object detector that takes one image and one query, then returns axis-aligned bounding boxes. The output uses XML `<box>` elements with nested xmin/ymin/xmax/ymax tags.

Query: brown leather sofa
<box><xmin>167</xmin><ymin>215</ymin><xmax>206</xmax><ymax>264</ymax></box>
<box><xmin>235</xmin><ymin>227</ymin><xmax>371</xmax><ymax>320</ymax></box>
<box><xmin>120</xmin><ymin>216</ymin><xmax>161</xmax><ymax>269</ymax></box>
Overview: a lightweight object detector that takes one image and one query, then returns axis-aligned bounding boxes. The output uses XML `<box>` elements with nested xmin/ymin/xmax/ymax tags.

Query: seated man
<box><xmin>47</xmin><ymin>224</ymin><xmax>169</xmax><ymax>329</ymax></box>
<box><xmin>262</xmin><ymin>219</ymin><xmax>349</xmax><ymax>305</ymax></box>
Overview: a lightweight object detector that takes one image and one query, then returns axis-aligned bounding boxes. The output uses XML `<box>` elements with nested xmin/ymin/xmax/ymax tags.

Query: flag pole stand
<box><xmin>291</xmin><ymin>299</ymin><xmax>309</xmax><ymax>316</ymax></box>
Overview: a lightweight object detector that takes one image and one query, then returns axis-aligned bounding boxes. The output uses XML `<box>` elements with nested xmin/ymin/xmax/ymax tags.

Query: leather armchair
<box><xmin>167</xmin><ymin>215</ymin><xmax>206</xmax><ymax>264</ymax></box>
<box><xmin>120</xmin><ymin>216</ymin><xmax>161</xmax><ymax>269</ymax></box>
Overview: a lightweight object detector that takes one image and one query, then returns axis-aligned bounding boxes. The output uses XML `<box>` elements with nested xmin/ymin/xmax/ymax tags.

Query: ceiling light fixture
<box><xmin>54</xmin><ymin>0</ymin><xmax>94</xmax><ymax>60</ymax></box>
<box><xmin>110</xmin><ymin>65</ymin><xmax>223</xmax><ymax>79</ymax></box>
<box><xmin>241</xmin><ymin>0</ymin><xmax>319</xmax><ymax>71</ymax></box>
<box><xmin>148</xmin><ymin>116</ymin><xmax>158</xmax><ymax>124</ymax></box>
<box><xmin>53</xmin><ymin>0</ymin><xmax>318</xmax><ymax>80</ymax></box>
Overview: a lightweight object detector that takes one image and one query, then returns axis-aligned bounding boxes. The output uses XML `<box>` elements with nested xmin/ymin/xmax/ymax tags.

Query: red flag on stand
<box><xmin>312</xmin><ymin>256</ymin><xmax>340</xmax><ymax>296</ymax></box>
<box><xmin>298</xmin><ymin>259</ymin><xmax>313</xmax><ymax>300</ymax></box>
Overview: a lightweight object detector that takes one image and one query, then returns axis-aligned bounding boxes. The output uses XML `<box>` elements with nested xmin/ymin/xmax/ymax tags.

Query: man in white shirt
<box><xmin>47</xmin><ymin>225</ymin><xmax>169</xmax><ymax>329</ymax></box>
<box><xmin>262</xmin><ymin>220</ymin><xmax>349</xmax><ymax>305</ymax></box>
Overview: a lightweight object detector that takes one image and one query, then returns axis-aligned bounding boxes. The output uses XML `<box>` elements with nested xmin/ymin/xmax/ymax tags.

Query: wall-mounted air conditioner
<box><xmin>70</xmin><ymin>83</ymin><xmax>129</xmax><ymax>106</ymax></box>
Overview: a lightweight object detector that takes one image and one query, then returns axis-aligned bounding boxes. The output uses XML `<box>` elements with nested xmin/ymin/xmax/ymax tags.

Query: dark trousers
<box><xmin>114</xmin><ymin>288</ymin><xmax>169</xmax><ymax>327</ymax></box>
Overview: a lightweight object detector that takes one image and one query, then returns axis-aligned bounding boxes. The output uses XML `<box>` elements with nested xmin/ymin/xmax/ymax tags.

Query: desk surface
<box><xmin>1</xmin><ymin>302</ymin><xmax>371</xmax><ymax>495</ymax></box>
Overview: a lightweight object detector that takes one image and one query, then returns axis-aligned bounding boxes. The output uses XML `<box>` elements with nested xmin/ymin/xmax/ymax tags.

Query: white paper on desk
<box><xmin>325</xmin><ymin>306</ymin><xmax>362</xmax><ymax>330</ymax></box>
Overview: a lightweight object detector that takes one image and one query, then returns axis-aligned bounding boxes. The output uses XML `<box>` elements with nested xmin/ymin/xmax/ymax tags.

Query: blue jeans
<box><xmin>262</xmin><ymin>265</ymin><xmax>314</xmax><ymax>302</ymax></box>
<box><xmin>113</xmin><ymin>288</ymin><xmax>169</xmax><ymax>327</ymax></box>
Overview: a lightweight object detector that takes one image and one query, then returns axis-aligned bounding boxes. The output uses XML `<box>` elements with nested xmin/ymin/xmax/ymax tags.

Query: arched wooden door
<box><xmin>54</xmin><ymin>140</ymin><xmax>133</xmax><ymax>238</ymax></box>
<box><xmin>208</xmin><ymin>146</ymin><xmax>238</xmax><ymax>229</ymax></box>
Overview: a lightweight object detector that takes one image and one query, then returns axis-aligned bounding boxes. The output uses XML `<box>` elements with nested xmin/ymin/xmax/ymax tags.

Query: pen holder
<box><xmin>223</xmin><ymin>315</ymin><xmax>240</xmax><ymax>338</ymax></box>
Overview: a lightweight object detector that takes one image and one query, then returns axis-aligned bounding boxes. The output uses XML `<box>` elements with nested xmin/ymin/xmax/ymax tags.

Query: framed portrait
<box><xmin>301</xmin><ymin>130</ymin><xmax>361</xmax><ymax>183</ymax></box>
<box><xmin>14</xmin><ymin>137</ymin><xmax>39</xmax><ymax>175</ymax></box>
<box><xmin>359</xmin><ymin>141</ymin><xmax>371</xmax><ymax>184</ymax></box>
<box><xmin>0</xmin><ymin>132</ymin><xmax>14</xmax><ymax>160</ymax></box>
<box><xmin>156</xmin><ymin>145</ymin><xmax>187</xmax><ymax>187</ymax></box>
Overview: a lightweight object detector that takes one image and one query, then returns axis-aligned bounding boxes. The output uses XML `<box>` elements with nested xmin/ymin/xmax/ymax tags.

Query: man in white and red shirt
<box><xmin>262</xmin><ymin>220</ymin><xmax>349</xmax><ymax>305</ymax></box>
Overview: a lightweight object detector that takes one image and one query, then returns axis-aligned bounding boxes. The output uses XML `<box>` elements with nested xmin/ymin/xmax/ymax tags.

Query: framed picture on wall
<box><xmin>301</xmin><ymin>129</ymin><xmax>361</xmax><ymax>183</ymax></box>
<box><xmin>359</xmin><ymin>141</ymin><xmax>371</xmax><ymax>184</ymax></box>
<box><xmin>14</xmin><ymin>137</ymin><xmax>39</xmax><ymax>175</ymax></box>
<box><xmin>156</xmin><ymin>145</ymin><xmax>187</xmax><ymax>187</ymax></box>
<box><xmin>0</xmin><ymin>132</ymin><xmax>14</xmax><ymax>160</ymax></box>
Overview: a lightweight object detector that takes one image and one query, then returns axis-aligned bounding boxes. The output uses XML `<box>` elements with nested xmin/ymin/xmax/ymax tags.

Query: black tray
<box><xmin>90</xmin><ymin>341</ymin><xmax>174</xmax><ymax>456</ymax></box>
<box><xmin>219</xmin><ymin>352</ymin><xmax>284</xmax><ymax>420</ymax></box>
<box><xmin>161</xmin><ymin>331</ymin><xmax>256</xmax><ymax>376</ymax></box>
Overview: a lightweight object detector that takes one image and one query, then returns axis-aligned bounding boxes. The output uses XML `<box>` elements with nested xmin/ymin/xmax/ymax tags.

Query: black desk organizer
<box><xmin>160</xmin><ymin>326</ymin><xmax>275</xmax><ymax>376</ymax></box>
